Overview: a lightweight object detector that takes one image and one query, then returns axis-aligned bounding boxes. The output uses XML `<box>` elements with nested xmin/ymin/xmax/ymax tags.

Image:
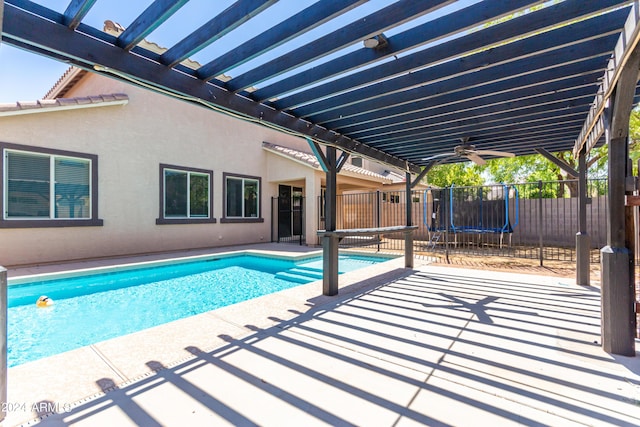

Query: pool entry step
<box><xmin>275</xmin><ymin>265</ymin><xmax>324</xmax><ymax>283</ymax></box>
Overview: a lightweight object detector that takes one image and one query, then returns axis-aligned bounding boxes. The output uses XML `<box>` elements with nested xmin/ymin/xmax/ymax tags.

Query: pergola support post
<box><xmin>535</xmin><ymin>146</ymin><xmax>590</xmax><ymax>284</ymax></box>
<box><xmin>576</xmin><ymin>149</ymin><xmax>590</xmax><ymax>286</ymax></box>
<box><xmin>601</xmin><ymin>135</ymin><xmax>634</xmax><ymax>355</ymax></box>
<box><xmin>405</xmin><ymin>171</ymin><xmax>414</xmax><ymax>268</ymax></box>
<box><xmin>322</xmin><ymin>147</ymin><xmax>339</xmax><ymax>296</ymax></box>
<box><xmin>600</xmin><ymin>45</ymin><xmax>640</xmax><ymax>355</ymax></box>
<box><xmin>321</xmin><ymin>235</ymin><xmax>339</xmax><ymax>296</ymax></box>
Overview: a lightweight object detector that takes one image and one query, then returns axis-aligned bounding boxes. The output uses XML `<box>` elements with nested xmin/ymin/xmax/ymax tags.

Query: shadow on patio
<box><xmin>32</xmin><ymin>267</ymin><xmax>640</xmax><ymax>426</ymax></box>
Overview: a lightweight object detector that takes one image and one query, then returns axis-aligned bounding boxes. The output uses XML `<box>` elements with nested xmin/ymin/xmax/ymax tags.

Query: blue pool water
<box><xmin>8</xmin><ymin>253</ymin><xmax>392</xmax><ymax>367</ymax></box>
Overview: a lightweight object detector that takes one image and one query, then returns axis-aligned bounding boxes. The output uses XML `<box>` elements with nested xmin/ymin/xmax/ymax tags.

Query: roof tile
<box><xmin>262</xmin><ymin>142</ymin><xmax>391</xmax><ymax>182</ymax></box>
<box><xmin>0</xmin><ymin>94</ymin><xmax>129</xmax><ymax>117</ymax></box>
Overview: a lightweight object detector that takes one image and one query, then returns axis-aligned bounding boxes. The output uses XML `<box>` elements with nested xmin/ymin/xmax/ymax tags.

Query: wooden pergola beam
<box><xmin>2</xmin><ymin>4</ymin><xmax>420</xmax><ymax>174</ymax></box>
<box><xmin>574</xmin><ymin>0</ymin><xmax>640</xmax><ymax>156</ymax></box>
<box><xmin>118</xmin><ymin>0</ymin><xmax>189</xmax><ymax>51</ymax></box>
<box><xmin>336</xmin><ymin>151</ymin><xmax>350</xmax><ymax>173</ymax></box>
<box><xmin>534</xmin><ymin>148</ymin><xmax>578</xmax><ymax>178</ymax></box>
<box><xmin>411</xmin><ymin>161</ymin><xmax>439</xmax><ymax>188</ymax></box>
<box><xmin>160</xmin><ymin>0</ymin><xmax>276</xmax><ymax>67</ymax></box>
<box><xmin>198</xmin><ymin>0</ymin><xmax>367</xmax><ymax>80</ymax></box>
<box><xmin>62</xmin><ymin>0</ymin><xmax>97</xmax><ymax>30</ymax></box>
<box><xmin>306</xmin><ymin>138</ymin><xmax>329</xmax><ymax>172</ymax></box>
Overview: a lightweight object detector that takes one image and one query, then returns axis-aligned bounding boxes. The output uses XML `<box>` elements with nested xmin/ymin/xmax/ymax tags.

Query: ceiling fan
<box><xmin>422</xmin><ymin>138</ymin><xmax>515</xmax><ymax>166</ymax></box>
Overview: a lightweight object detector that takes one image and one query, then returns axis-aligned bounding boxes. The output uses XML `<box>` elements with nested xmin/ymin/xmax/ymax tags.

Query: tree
<box><xmin>485</xmin><ymin>154</ymin><xmax>557</xmax><ymax>184</ymax></box>
<box><xmin>426</xmin><ymin>161</ymin><xmax>484</xmax><ymax>187</ymax></box>
<box><xmin>627</xmin><ymin>107</ymin><xmax>640</xmax><ymax>175</ymax></box>
<box><xmin>421</xmin><ymin>106</ymin><xmax>640</xmax><ymax>191</ymax></box>
<box><xmin>484</xmin><ymin>143</ymin><xmax>608</xmax><ymax>197</ymax></box>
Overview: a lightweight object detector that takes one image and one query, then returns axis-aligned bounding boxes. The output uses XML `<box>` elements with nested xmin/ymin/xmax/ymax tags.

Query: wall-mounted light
<box><xmin>363</xmin><ymin>34</ymin><xmax>388</xmax><ymax>49</ymax></box>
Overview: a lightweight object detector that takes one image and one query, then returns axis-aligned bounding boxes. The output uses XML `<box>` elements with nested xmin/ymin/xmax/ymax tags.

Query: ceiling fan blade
<box><xmin>474</xmin><ymin>150</ymin><xmax>515</xmax><ymax>158</ymax></box>
<box><xmin>466</xmin><ymin>153</ymin><xmax>486</xmax><ymax>165</ymax></box>
<box><xmin>421</xmin><ymin>153</ymin><xmax>455</xmax><ymax>161</ymax></box>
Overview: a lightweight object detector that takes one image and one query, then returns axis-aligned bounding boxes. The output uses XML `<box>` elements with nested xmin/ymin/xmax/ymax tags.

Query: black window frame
<box><xmin>221</xmin><ymin>172</ymin><xmax>263</xmax><ymax>223</ymax></box>
<box><xmin>156</xmin><ymin>163</ymin><xmax>215</xmax><ymax>225</ymax></box>
<box><xmin>0</xmin><ymin>142</ymin><xmax>103</xmax><ymax>228</ymax></box>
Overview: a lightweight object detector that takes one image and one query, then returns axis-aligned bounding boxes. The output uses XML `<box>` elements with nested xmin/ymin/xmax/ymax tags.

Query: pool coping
<box><xmin>4</xmin><ymin>245</ymin><xmax>415</xmax><ymax>426</ymax></box>
<box><xmin>7</xmin><ymin>248</ymin><xmax>397</xmax><ymax>285</ymax></box>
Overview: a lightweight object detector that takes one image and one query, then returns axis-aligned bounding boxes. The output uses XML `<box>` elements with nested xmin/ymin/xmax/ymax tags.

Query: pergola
<box><xmin>1</xmin><ymin>0</ymin><xmax>640</xmax><ymax>414</ymax></box>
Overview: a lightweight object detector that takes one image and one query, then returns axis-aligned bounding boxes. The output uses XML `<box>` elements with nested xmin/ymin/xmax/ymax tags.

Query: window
<box><xmin>157</xmin><ymin>164</ymin><xmax>214</xmax><ymax>224</ymax></box>
<box><xmin>1</xmin><ymin>142</ymin><xmax>102</xmax><ymax>228</ymax></box>
<box><xmin>222</xmin><ymin>173</ymin><xmax>262</xmax><ymax>222</ymax></box>
<box><xmin>382</xmin><ymin>192</ymin><xmax>400</xmax><ymax>203</ymax></box>
<box><xmin>351</xmin><ymin>157</ymin><xmax>363</xmax><ymax>168</ymax></box>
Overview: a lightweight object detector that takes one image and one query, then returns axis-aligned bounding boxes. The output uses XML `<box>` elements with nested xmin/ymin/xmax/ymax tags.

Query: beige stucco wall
<box><xmin>0</xmin><ymin>73</ymin><xmax>308</xmax><ymax>266</ymax></box>
<box><xmin>0</xmin><ymin>71</ymin><xmax>403</xmax><ymax>266</ymax></box>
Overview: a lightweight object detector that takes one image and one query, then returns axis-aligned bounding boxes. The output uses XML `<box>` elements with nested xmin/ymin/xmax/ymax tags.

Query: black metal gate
<box><xmin>272</xmin><ymin>186</ymin><xmax>305</xmax><ymax>244</ymax></box>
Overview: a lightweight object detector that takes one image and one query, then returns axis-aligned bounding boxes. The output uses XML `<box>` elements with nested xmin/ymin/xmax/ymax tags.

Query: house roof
<box><xmin>381</xmin><ymin>170</ymin><xmax>407</xmax><ymax>184</ymax></box>
<box><xmin>0</xmin><ymin>94</ymin><xmax>129</xmax><ymax>117</ymax></box>
<box><xmin>3</xmin><ymin>1</ymin><xmax>638</xmax><ymax>173</ymax></box>
<box><xmin>262</xmin><ymin>142</ymin><xmax>393</xmax><ymax>184</ymax></box>
<box><xmin>43</xmin><ymin>19</ymin><xmax>240</xmax><ymax>102</ymax></box>
<box><xmin>44</xmin><ymin>66</ymin><xmax>88</xmax><ymax>99</ymax></box>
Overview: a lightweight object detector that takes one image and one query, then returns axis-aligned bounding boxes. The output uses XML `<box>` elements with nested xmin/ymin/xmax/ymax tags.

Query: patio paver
<box><xmin>3</xmin><ymin>247</ymin><xmax>640</xmax><ymax>426</ymax></box>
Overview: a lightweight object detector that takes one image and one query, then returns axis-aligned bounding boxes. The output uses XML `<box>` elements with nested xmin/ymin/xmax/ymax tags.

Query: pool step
<box><xmin>275</xmin><ymin>266</ymin><xmax>324</xmax><ymax>283</ymax></box>
<box><xmin>289</xmin><ymin>266</ymin><xmax>324</xmax><ymax>278</ymax></box>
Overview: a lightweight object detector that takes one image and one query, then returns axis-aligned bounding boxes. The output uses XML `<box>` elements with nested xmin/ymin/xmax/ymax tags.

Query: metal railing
<box><xmin>271</xmin><ymin>196</ymin><xmax>305</xmax><ymax>245</ymax></box>
<box><xmin>317</xmin><ymin>179</ymin><xmax>610</xmax><ymax>264</ymax></box>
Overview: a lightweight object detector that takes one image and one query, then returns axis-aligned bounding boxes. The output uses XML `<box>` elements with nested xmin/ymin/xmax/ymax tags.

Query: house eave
<box><xmin>263</xmin><ymin>143</ymin><xmax>393</xmax><ymax>184</ymax></box>
<box><xmin>0</xmin><ymin>95</ymin><xmax>129</xmax><ymax>117</ymax></box>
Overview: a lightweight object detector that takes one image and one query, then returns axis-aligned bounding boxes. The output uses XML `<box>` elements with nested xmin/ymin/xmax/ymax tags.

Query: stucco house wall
<box><xmin>0</xmin><ymin>71</ymin><xmax>401</xmax><ymax>266</ymax></box>
<box><xmin>0</xmin><ymin>72</ymin><xmax>307</xmax><ymax>266</ymax></box>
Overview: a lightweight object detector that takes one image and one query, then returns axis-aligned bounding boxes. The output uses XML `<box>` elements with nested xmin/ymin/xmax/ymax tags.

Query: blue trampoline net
<box><xmin>424</xmin><ymin>184</ymin><xmax>519</xmax><ymax>234</ymax></box>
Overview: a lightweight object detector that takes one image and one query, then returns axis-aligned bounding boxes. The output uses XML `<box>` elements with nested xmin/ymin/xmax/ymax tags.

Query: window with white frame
<box><xmin>1</xmin><ymin>143</ymin><xmax>102</xmax><ymax>227</ymax></box>
<box><xmin>157</xmin><ymin>164</ymin><xmax>214</xmax><ymax>224</ymax></box>
<box><xmin>223</xmin><ymin>173</ymin><xmax>262</xmax><ymax>222</ymax></box>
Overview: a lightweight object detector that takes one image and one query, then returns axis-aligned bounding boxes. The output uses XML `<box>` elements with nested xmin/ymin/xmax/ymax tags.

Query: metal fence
<box><xmin>271</xmin><ymin>196</ymin><xmax>305</xmax><ymax>244</ymax></box>
<box><xmin>318</xmin><ymin>179</ymin><xmax>610</xmax><ymax>264</ymax></box>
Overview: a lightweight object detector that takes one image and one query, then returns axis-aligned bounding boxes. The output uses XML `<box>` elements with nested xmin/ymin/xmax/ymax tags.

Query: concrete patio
<box><xmin>4</xmin><ymin>247</ymin><xmax>640</xmax><ymax>426</ymax></box>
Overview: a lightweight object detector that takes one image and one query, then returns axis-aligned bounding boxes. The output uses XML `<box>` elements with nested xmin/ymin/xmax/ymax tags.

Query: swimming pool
<box><xmin>8</xmin><ymin>251</ymin><xmax>395</xmax><ymax>367</ymax></box>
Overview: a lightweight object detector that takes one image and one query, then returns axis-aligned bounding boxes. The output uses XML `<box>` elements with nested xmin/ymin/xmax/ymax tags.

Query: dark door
<box><xmin>278</xmin><ymin>185</ymin><xmax>292</xmax><ymax>238</ymax></box>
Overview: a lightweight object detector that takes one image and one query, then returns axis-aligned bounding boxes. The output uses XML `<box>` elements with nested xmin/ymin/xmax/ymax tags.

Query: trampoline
<box><xmin>424</xmin><ymin>184</ymin><xmax>519</xmax><ymax>248</ymax></box>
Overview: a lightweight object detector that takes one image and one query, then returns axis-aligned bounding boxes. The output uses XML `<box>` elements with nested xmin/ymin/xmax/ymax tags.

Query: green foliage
<box><xmin>628</xmin><ymin>108</ymin><xmax>640</xmax><ymax>175</ymax></box>
<box><xmin>583</xmin><ymin>144</ymin><xmax>608</xmax><ymax>179</ymax></box>
<box><xmin>485</xmin><ymin>154</ymin><xmax>560</xmax><ymax>184</ymax></box>
<box><xmin>421</xmin><ymin>100</ymin><xmax>640</xmax><ymax>189</ymax></box>
<box><xmin>426</xmin><ymin>162</ymin><xmax>484</xmax><ymax>187</ymax></box>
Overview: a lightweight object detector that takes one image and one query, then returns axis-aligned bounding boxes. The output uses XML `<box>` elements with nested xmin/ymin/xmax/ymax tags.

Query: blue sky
<box><xmin>0</xmin><ymin>0</ymin><xmax>468</xmax><ymax>103</ymax></box>
<box><xmin>0</xmin><ymin>0</ymin><xmax>245</xmax><ymax>102</ymax></box>
<box><xmin>0</xmin><ymin>44</ymin><xmax>68</xmax><ymax>102</ymax></box>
